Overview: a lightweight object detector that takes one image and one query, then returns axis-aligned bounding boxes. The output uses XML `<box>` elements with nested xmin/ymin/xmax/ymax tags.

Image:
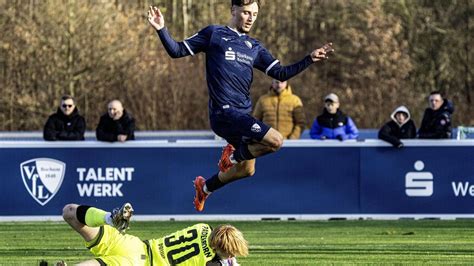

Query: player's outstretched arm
<box><xmin>147</xmin><ymin>6</ymin><xmax>194</xmax><ymax>58</ymax></box>
<box><xmin>147</xmin><ymin>6</ymin><xmax>165</xmax><ymax>31</ymax></box>
<box><xmin>263</xmin><ymin>42</ymin><xmax>334</xmax><ymax>82</ymax></box>
<box><xmin>310</xmin><ymin>42</ymin><xmax>334</xmax><ymax>62</ymax></box>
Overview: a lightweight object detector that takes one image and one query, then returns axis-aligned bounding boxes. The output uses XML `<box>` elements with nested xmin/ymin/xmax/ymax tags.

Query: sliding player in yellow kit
<box><xmin>60</xmin><ymin>202</ymin><xmax>248</xmax><ymax>265</ymax></box>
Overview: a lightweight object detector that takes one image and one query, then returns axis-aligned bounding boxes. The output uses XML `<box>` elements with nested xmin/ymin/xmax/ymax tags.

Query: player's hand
<box><xmin>310</xmin><ymin>42</ymin><xmax>334</xmax><ymax>62</ymax></box>
<box><xmin>147</xmin><ymin>6</ymin><xmax>165</xmax><ymax>30</ymax></box>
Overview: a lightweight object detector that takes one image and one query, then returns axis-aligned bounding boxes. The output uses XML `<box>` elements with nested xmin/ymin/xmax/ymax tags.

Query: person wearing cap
<box><xmin>309</xmin><ymin>93</ymin><xmax>358</xmax><ymax>141</ymax></box>
<box><xmin>253</xmin><ymin>79</ymin><xmax>306</xmax><ymax>139</ymax></box>
<box><xmin>43</xmin><ymin>95</ymin><xmax>86</xmax><ymax>141</ymax></box>
<box><xmin>378</xmin><ymin>106</ymin><xmax>417</xmax><ymax>148</ymax></box>
<box><xmin>418</xmin><ymin>91</ymin><xmax>454</xmax><ymax>139</ymax></box>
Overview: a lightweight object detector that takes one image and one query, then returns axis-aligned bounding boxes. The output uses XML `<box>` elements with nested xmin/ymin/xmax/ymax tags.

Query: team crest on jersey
<box><xmin>20</xmin><ymin>158</ymin><xmax>65</xmax><ymax>206</ymax></box>
<box><xmin>244</xmin><ymin>40</ymin><xmax>252</xmax><ymax>48</ymax></box>
<box><xmin>251</xmin><ymin>123</ymin><xmax>262</xmax><ymax>133</ymax></box>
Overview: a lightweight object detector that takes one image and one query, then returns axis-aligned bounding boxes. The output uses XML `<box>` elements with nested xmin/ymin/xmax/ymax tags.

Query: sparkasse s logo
<box><xmin>20</xmin><ymin>158</ymin><xmax>65</xmax><ymax>206</ymax></box>
<box><xmin>225</xmin><ymin>47</ymin><xmax>236</xmax><ymax>61</ymax></box>
<box><xmin>405</xmin><ymin>160</ymin><xmax>433</xmax><ymax>197</ymax></box>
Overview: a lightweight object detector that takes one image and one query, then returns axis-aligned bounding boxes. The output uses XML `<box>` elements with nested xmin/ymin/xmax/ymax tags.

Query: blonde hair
<box><xmin>210</xmin><ymin>224</ymin><xmax>249</xmax><ymax>258</ymax></box>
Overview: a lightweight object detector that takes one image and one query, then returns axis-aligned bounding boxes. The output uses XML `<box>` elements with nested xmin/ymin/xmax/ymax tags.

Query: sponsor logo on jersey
<box><xmin>20</xmin><ymin>158</ymin><xmax>65</xmax><ymax>206</ymax></box>
<box><xmin>224</xmin><ymin>47</ymin><xmax>253</xmax><ymax>65</ymax></box>
<box><xmin>225</xmin><ymin>47</ymin><xmax>236</xmax><ymax>61</ymax></box>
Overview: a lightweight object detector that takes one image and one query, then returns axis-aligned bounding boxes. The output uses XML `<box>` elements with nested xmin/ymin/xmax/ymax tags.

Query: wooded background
<box><xmin>0</xmin><ymin>0</ymin><xmax>472</xmax><ymax>131</ymax></box>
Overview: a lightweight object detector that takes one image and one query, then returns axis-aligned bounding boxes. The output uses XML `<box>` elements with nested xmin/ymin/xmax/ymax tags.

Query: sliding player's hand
<box><xmin>310</xmin><ymin>42</ymin><xmax>334</xmax><ymax>62</ymax></box>
<box><xmin>147</xmin><ymin>6</ymin><xmax>165</xmax><ymax>30</ymax></box>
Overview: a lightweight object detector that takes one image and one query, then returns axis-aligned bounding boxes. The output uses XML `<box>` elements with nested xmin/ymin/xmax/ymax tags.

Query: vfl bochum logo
<box><xmin>244</xmin><ymin>40</ymin><xmax>252</xmax><ymax>48</ymax></box>
<box><xmin>20</xmin><ymin>158</ymin><xmax>65</xmax><ymax>206</ymax></box>
<box><xmin>405</xmin><ymin>160</ymin><xmax>433</xmax><ymax>197</ymax></box>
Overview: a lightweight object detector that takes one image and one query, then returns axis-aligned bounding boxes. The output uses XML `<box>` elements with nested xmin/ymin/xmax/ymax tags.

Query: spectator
<box><xmin>253</xmin><ymin>79</ymin><xmax>306</xmax><ymax>139</ymax></box>
<box><xmin>96</xmin><ymin>100</ymin><xmax>135</xmax><ymax>142</ymax></box>
<box><xmin>43</xmin><ymin>95</ymin><xmax>85</xmax><ymax>141</ymax></box>
<box><xmin>418</xmin><ymin>91</ymin><xmax>454</xmax><ymax>139</ymax></box>
<box><xmin>309</xmin><ymin>93</ymin><xmax>358</xmax><ymax>140</ymax></box>
<box><xmin>378</xmin><ymin>106</ymin><xmax>416</xmax><ymax>148</ymax></box>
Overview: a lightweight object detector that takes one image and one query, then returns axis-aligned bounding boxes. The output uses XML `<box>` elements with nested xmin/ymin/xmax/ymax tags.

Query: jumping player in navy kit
<box><xmin>147</xmin><ymin>0</ymin><xmax>334</xmax><ymax>211</ymax></box>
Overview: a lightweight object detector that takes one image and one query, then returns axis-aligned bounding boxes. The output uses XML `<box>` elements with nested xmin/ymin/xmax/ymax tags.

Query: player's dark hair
<box><xmin>231</xmin><ymin>0</ymin><xmax>260</xmax><ymax>7</ymax></box>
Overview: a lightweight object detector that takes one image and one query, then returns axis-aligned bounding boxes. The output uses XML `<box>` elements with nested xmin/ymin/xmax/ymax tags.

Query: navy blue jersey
<box><xmin>158</xmin><ymin>25</ymin><xmax>314</xmax><ymax>114</ymax></box>
<box><xmin>184</xmin><ymin>25</ymin><xmax>277</xmax><ymax>113</ymax></box>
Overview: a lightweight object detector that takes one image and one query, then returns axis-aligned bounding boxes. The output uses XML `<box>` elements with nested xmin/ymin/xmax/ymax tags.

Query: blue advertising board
<box><xmin>360</xmin><ymin>146</ymin><xmax>474</xmax><ymax>213</ymax></box>
<box><xmin>1</xmin><ymin>140</ymin><xmax>473</xmax><ymax>219</ymax></box>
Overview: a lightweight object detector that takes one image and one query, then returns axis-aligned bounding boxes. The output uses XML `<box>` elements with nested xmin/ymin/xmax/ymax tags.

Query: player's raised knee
<box><xmin>269</xmin><ymin>132</ymin><xmax>283</xmax><ymax>152</ymax></box>
<box><xmin>62</xmin><ymin>203</ymin><xmax>78</xmax><ymax>221</ymax></box>
<box><xmin>263</xmin><ymin>128</ymin><xmax>284</xmax><ymax>152</ymax></box>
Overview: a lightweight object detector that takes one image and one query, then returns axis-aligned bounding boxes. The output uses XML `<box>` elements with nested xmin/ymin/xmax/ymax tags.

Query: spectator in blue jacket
<box><xmin>310</xmin><ymin>93</ymin><xmax>359</xmax><ymax>140</ymax></box>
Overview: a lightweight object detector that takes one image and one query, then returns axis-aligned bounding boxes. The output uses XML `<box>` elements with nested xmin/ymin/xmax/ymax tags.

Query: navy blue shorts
<box><xmin>210</xmin><ymin>108</ymin><xmax>270</xmax><ymax>149</ymax></box>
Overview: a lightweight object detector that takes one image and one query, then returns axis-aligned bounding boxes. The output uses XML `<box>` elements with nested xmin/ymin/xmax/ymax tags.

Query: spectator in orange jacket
<box><xmin>253</xmin><ymin>80</ymin><xmax>306</xmax><ymax>139</ymax></box>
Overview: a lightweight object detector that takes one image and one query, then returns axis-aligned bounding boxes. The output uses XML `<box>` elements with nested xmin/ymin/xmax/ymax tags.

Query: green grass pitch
<box><xmin>1</xmin><ymin>220</ymin><xmax>474</xmax><ymax>265</ymax></box>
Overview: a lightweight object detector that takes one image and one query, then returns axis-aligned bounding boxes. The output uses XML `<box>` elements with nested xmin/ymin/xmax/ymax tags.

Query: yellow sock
<box><xmin>84</xmin><ymin>207</ymin><xmax>107</xmax><ymax>227</ymax></box>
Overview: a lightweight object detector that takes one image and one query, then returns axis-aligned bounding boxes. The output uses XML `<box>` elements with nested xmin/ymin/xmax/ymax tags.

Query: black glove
<box><xmin>336</xmin><ymin>135</ymin><xmax>344</xmax><ymax>141</ymax></box>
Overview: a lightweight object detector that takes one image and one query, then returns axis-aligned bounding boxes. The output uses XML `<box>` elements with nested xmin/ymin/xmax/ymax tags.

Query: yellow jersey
<box><xmin>149</xmin><ymin>223</ymin><xmax>217</xmax><ymax>265</ymax></box>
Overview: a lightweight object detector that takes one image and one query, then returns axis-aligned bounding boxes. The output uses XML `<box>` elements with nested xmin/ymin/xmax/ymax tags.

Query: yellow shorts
<box><xmin>85</xmin><ymin>225</ymin><xmax>149</xmax><ymax>265</ymax></box>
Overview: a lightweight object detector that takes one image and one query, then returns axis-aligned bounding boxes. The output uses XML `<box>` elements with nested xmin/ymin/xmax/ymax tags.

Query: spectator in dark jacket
<box><xmin>418</xmin><ymin>91</ymin><xmax>454</xmax><ymax>139</ymax></box>
<box><xmin>43</xmin><ymin>95</ymin><xmax>86</xmax><ymax>141</ymax></box>
<box><xmin>310</xmin><ymin>93</ymin><xmax>358</xmax><ymax>141</ymax></box>
<box><xmin>378</xmin><ymin>106</ymin><xmax>416</xmax><ymax>148</ymax></box>
<box><xmin>96</xmin><ymin>100</ymin><xmax>135</xmax><ymax>142</ymax></box>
